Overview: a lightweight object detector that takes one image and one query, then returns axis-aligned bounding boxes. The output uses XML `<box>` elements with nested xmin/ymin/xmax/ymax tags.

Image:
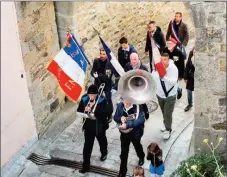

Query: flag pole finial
<box><xmin>90</xmin><ymin>25</ymin><xmax>101</xmax><ymax>36</ymax></box>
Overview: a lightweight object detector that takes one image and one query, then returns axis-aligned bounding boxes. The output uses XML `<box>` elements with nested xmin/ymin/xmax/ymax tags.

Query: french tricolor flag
<box><xmin>47</xmin><ymin>33</ymin><xmax>90</xmax><ymax>102</ymax></box>
<box><xmin>152</xmin><ymin>44</ymin><xmax>166</xmax><ymax>78</ymax></box>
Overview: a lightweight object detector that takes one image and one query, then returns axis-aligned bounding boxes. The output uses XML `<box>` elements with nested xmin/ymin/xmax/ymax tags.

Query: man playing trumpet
<box><xmin>114</xmin><ymin>98</ymin><xmax>145</xmax><ymax>177</ymax></box>
<box><xmin>77</xmin><ymin>84</ymin><xmax>112</xmax><ymax>174</ymax></box>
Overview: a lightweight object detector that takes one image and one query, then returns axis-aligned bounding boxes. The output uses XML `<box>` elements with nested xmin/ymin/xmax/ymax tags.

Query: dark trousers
<box><xmin>141</xmin><ymin>103</ymin><xmax>148</xmax><ymax>113</ymax></box>
<box><xmin>157</xmin><ymin>95</ymin><xmax>176</xmax><ymax>132</ymax></box>
<box><xmin>119</xmin><ymin>132</ymin><xmax>145</xmax><ymax>175</ymax></box>
<box><xmin>105</xmin><ymin>90</ymin><xmax>113</xmax><ymax>120</ymax></box>
<box><xmin>114</xmin><ymin>77</ymin><xmax>120</xmax><ymax>91</ymax></box>
<box><xmin>82</xmin><ymin>128</ymin><xmax>108</xmax><ymax>170</ymax></box>
<box><xmin>187</xmin><ymin>90</ymin><xmax>193</xmax><ymax>105</ymax></box>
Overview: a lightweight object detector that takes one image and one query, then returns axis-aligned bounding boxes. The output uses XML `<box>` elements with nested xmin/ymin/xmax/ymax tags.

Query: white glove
<box><xmin>93</xmin><ymin>72</ymin><xmax>98</xmax><ymax>78</ymax></box>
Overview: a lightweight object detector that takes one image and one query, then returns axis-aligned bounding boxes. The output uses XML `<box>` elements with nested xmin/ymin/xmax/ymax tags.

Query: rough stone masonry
<box><xmin>190</xmin><ymin>2</ymin><xmax>226</xmax><ymax>157</ymax></box>
<box><xmin>15</xmin><ymin>2</ymin><xmax>65</xmax><ymax>136</ymax></box>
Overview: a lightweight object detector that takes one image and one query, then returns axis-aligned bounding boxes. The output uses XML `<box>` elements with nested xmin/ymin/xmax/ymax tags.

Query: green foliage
<box><xmin>170</xmin><ymin>151</ymin><xmax>226</xmax><ymax>177</ymax></box>
<box><xmin>170</xmin><ymin>138</ymin><xmax>226</xmax><ymax>177</ymax></box>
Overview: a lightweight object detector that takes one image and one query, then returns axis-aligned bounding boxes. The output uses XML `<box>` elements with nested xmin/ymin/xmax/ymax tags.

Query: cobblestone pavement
<box><xmin>3</xmin><ymin>86</ymin><xmax>194</xmax><ymax>177</ymax></box>
<box><xmin>3</xmin><ymin>41</ymin><xmax>195</xmax><ymax>177</ymax></box>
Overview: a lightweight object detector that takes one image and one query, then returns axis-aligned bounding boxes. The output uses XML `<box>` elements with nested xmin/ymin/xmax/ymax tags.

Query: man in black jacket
<box><xmin>118</xmin><ymin>37</ymin><xmax>137</xmax><ymax>69</ymax></box>
<box><xmin>90</xmin><ymin>48</ymin><xmax>114</xmax><ymax>121</ymax></box>
<box><xmin>114</xmin><ymin>98</ymin><xmax>145</xmax><ymax>177</ymax></box>
<box><xmin>115</xmin><ymin>37</ymin><xmax>137</xmax><ymax>90</ymax></box>
<box><xmin>77</xmin><ymin>84</ymin><xmax>112</xmax><ymax>174</ymax></box>
<box><xmin>145</xmin><ymin>21</ymin><xmax>166</xmax><ymax>73</ymax></box>
<box><xmin>124</xmin><ymin>53</ymin><xmax>150</xmax><ymax>120</ymax></box>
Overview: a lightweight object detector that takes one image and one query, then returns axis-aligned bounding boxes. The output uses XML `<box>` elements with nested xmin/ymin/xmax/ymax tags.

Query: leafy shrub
<box><xmin>170</xmin><ymin>138</ymin><xmax>226</xmax><ymax>177</ymax></box>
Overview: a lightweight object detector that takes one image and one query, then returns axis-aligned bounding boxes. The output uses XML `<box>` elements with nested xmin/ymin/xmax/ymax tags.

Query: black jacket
<box><xmin>145</xmin><ymin>26</ymin><xmax>166</xmax><ymax>72</ymax></box>
<box><xmin>118</xmin><ymin>44</ymin><xmax>137</xmax><ymax>68</ymax></box>
<box><xmin>184</xmin><ymin>57</ymin><xmax>195</xmax><ymax>91</ymax></box>
<box><xmin>124</xmin><ymin>62</ymin><xmax>148</xmax><ymax>72</ymax></box>
<box><xmin>163</xmin><ymin>47</ymin><xmax>185</xmax><ymax>79</ymax></box>
<box><xmin>145</xmin><ymin>26</ymin><xmax>166</xmax><ymax>52</ymax></box>
<box><xmin>90</xmin><ymin>58</ymin><xmax>113</xmax><ymax>92</ymax></box>
<box><xmin>147</xmin><ymin>150</ymin><xmax>163</xmax><ymax>168</ymax></box>
<box><xmin>77</xmin><ymin>94</ymin><xmax>111</xmax><ymax>133</ymax></box>
<box><xmin>114</xmin><ymin>103</ymin><xmax>145</xmax><ymax>138</ymax></box>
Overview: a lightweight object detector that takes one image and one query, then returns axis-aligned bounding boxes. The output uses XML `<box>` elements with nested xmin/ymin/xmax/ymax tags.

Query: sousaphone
<box><xmin>117</xmin><ymin>69</ymin><xmax>157</xmax><ymax>133</ymax></box>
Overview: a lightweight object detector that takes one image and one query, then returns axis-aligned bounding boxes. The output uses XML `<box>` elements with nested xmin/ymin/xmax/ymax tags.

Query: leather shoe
<box><xmin>79</xmin><ymin>168</ymin><xmax>89</xmax><ymax>174</ymax></box>
<box><xmin>145</xmin><ymin>112</ymin><xmax>149</xmax><ymax>120</ymax></box>
<box><xmin>138</xmin><ymin>158</ymin><xmax>144</xmax><ymax>166</ymax></box>
<box><xmin>177</xmin><ymin>88</ymin><xmax>182</xmax><ymax>99</ymax></box>
<box><xmin>184</xmin><ymin>104</ymin><xmax>192</xmax><ymax>112</ymax></box>
<box><xmin>100</xmin><ymin>153</ymin><xmax>107</xmax><ymax>161</ymax></box>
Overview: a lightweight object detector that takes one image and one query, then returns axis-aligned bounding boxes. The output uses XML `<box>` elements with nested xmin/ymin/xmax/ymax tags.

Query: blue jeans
<box><xmin>187</xmin><ymin>90</ymin><xmax>193</xmax><ymax>105</ymax></box>
<box><xmin>177</xmin><ymin>87</ymin><xmax>182</xmax><ymax>92</ymax></box>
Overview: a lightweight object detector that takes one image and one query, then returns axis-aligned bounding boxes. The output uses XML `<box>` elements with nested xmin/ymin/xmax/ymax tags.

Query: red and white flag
<box><xmin>153</xmin><ymin>45</ymin><xmax>166</xmax><ymax>78</ymax></box>
<box><xmin>47</xmin><ymin>33</ymin><xmax>90</xmax><ymax>102</ymax></box>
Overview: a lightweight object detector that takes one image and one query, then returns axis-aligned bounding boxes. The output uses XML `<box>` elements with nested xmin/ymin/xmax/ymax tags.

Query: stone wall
<box><xmin>56</xmin><ymin>2</ymin><xmax>195</xmax><ymax>59</ymax></box>
<box><xmin>190</xmin><ymin>2</ymin><xmax>226</xmax><ymax>157</ymax></box>
<box><xmin>15</xmin><ymin>2</ymin><xmax>65</xmax><ymax>136</ymax></box>
<box><xmin>55</xmin><ymin>1</ymin><xmax>195</xmax><ymax>90</ymax></box>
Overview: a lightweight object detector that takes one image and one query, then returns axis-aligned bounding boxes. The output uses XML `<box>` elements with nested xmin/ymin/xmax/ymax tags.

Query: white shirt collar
<box><xmin>124</xmin><ymin>104</ymin><xmax>133</xmax><ymax>112</ymax></box>
<box><xmin>150</xmin><ymin>27</ymin><xmax>157</xmax><ymax>36</ymax></box>
<box><xmin>123</xmin><ymin>46</ymin><xmax>130</xmax><ymax>52</ymax></box>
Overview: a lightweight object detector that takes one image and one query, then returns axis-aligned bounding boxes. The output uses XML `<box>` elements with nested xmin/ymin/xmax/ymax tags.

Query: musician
<box><xmin>77</xmin><ymin>84</ymin><xmax>111</xmax><ymax>174</ymax></box>
<box><xmin>145</xmin><ymin>21</ymin><xmax>166</xmax><ymax>72</ymax></box>
<box><xmin>124</xmin><ymin>53</ymin><xmax>150</xmax><ymax>120</ymax></box>
<box><xmin>114</xmin><ymin>98</ymin><xmax>145</xmax><ymax>177</ymax></box>
<box><xmin>164</xmin><ymin>38</ymin><xmax>185</xmax><ymax>99</ymax></box>
<box><xmin>166</xmin><ymin>12</ymin><xmax>189</xmax><ymax>59</ymax></box>
<box><xmin>91</xmin><ymin>48</ymin><xmax>114</xmax><ymax>121</ymax></box>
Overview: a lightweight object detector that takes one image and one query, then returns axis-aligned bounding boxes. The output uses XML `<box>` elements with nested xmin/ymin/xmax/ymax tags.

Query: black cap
<box><xmin>87</xmin><ymin>84</ymin><xmax>98</xmax><ymax>94</ymax></box>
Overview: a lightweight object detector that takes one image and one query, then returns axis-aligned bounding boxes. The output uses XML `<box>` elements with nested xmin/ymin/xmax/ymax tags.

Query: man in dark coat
<box><xmin>166</xmin><ymin>12</ymin><xmax>189</xmax><ymax>59</ymax></box>
<box><xmin>115</xmin><ymin>37</ymin><xmax>137</xmax><ymax>90</ymax></box>
<box><xmin>164</xmin><ymin>38</ymin><xmax>185</xmax><ymax>99</ymax></box>
<box><xmin>124</xmin><ymin>53</ymin><xmax>150</xmax><ymax>120</ymax></box>
<box><xmin>90</xmin><ymin>48</ymin><xmax>114</xmax><ymax>121</ymax></box>
<box><xmin>145</xmin><ymin>21</ymin><xmax>166</xmax><ymax>72</ymax></box>
<box><xmin>118</xmin><ymin>37</ymin><xmax>137</xmax><ymax>69</ymax></box>
<box><xmin>184</xmin><ymin>48</ymin><xmax>195</xmax><ymax>111</ymax></box>
<box><xmin>114</xmin><ymin>98</ymin><xmax>145</xmax><ymax>177</ymax></box>
<box><xmin>77</xmin><ymin>84</ymin><xmax>112</xmax><ymax>174</ymax></box>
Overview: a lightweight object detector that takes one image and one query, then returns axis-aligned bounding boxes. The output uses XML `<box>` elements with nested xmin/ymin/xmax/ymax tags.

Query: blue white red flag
<box><xmin>99</xmin><ymin>36</ymin><xmax>125</xmax><ymax>78</ymax></box>
<box><xmin>47</xmin><ymin>33</ymin><xmax>89</xmax><ymax>102</ymax></box>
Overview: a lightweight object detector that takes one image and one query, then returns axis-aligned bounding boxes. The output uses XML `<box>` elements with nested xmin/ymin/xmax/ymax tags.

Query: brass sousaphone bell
<box><xmin>118</xmin><ymin>70</ymin><xmax>157</xmax><ymax>104</ymax></box>
<box><xmin>117</xmin><ymin>69</ymin><xmax>157</xmax><ymax>133</ymax></box>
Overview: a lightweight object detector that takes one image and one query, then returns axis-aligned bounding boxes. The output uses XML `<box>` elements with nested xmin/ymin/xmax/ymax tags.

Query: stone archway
<box><xmin>54</xmin><ymin>1</ymin><xmax>226</xmax><ymax>157</ymax></box>
<box><xmin>185</xmin><ymin>2</ymin><xmax>226</xmax><ymax>157</ymax></box>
